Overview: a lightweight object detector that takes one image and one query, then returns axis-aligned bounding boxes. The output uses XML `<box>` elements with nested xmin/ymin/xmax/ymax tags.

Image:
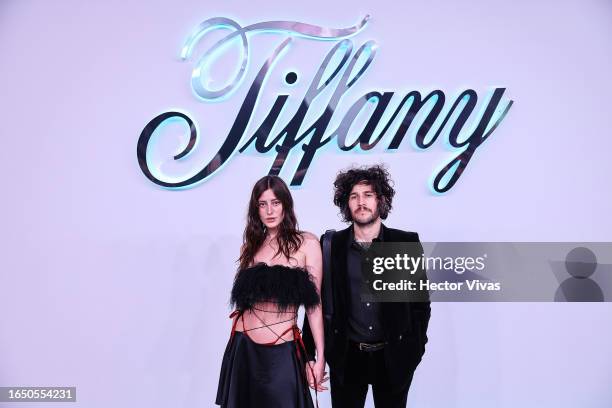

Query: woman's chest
<box><xmin>253</xmin><ymin>246</ymin><xmax>306</xmax><ymax>267</ymax></box>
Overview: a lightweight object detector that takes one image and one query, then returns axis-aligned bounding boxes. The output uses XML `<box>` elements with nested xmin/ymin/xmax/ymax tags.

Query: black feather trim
<box><xmin>231</xmin><ymin>263</ymin><xmax>320</xmax><ymax>313</ymax></box>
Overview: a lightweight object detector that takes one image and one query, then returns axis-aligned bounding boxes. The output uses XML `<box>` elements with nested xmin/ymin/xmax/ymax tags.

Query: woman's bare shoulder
<box><xmin>298</xmin><ymin>231</ymin><xmax>321</xmax><ymax>253</ymax></box>
<box><xmin>300</xmin><ymin>231</ymin><xmax>319</xmax><ymax>243</ymax></box>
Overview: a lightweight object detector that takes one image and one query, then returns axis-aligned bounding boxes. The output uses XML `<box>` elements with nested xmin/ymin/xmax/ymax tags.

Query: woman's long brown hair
<box><xmin>238</xmin><ymin>176</ymin><xmax>303</xmax><ymax>270</ymax></box>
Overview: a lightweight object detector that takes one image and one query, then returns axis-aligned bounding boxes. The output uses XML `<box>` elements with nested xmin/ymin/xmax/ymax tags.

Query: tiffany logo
<box><xmin>137</xmin><ymin>16</ymin><xmax>513</xmax><ymax>193</ymax></box>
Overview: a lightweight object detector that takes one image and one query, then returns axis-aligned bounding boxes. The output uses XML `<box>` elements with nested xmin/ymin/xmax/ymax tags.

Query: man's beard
<box><xmin>352</xmin><ymin>207</ymin><xmax>380</xmax><ymax>226</ymax></box>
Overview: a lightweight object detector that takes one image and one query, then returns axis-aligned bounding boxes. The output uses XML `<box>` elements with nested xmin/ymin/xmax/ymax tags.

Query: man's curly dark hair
<box><xmin>333</xmin><ymin>164</ymin><xmax>395</xmax><ymax>223</ymax></box>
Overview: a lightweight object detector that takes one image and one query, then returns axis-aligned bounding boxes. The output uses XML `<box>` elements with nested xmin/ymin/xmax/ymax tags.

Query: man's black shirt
<box><xmin>346</xmin><ymin>225</ymin><xmax>384</xmax><ymax>342</ymax></box>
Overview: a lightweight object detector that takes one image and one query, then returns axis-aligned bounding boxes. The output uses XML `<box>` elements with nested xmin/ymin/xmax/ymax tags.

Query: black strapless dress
<box><xmin>215</xmin><ymin>264</ymin><xmax>320</xmax><ymax>408</ymax></box>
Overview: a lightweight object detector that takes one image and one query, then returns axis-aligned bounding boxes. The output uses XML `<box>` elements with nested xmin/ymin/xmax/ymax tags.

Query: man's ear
<box><xmin>378</xmin><ymin>195</ymin><xmax>387</xmax><ymax>208</ymax></box>
<box><xmin>378</xmin><ymin>196</ymin><xmax>389</xmax><ymax>217</ymax></box>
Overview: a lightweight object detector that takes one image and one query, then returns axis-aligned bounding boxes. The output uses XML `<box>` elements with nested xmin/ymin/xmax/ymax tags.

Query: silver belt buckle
<box><xmin>358</xmin><ymin>342</ymin><xmax>384</xmax><ymax>351</ymax></box>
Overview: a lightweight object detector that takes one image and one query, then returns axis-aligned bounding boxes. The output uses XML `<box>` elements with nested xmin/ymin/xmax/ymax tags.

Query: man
<box><xmin>303</xmin><ymin>164</ymin><xmax>431</xmax><ymax>407</ymax></box>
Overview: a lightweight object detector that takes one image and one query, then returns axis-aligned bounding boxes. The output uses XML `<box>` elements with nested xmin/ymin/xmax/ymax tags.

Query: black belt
<box><xmin>350</xmin><ymin>340</ymin><xmax>387</xmax><ymax>352</ymax></box>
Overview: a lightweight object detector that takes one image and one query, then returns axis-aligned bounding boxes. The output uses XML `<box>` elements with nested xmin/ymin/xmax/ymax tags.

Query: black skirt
<box><xmin>216</xmin><ymin>331</ymin><xmax>315</xmax><ymax>408</ymax></box>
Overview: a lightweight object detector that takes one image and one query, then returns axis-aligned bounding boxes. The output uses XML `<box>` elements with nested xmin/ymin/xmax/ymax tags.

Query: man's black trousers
<box><xmin>330</xmin><ymin>345</ymin><xmax>414</xmax><ymax>408</ymax></box>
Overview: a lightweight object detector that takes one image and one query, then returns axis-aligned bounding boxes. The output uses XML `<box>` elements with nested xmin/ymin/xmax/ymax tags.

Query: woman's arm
<box><xmin>302</xmin><ymin>232</ymin><xmax>328</xmax><ymax>391</ymax></box>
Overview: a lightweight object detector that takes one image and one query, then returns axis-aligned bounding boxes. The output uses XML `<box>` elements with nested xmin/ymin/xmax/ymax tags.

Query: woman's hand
<box><xmin>306</xmin><ymin>359</ymin><xmax>329</xmax><ymax>391</ymax></box>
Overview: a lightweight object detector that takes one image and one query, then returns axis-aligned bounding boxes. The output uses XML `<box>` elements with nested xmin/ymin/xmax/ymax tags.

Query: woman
<box><xmin>216</xmin><ymin>176</ymin><xmax>327</xmax><ymax>408</ymax></box>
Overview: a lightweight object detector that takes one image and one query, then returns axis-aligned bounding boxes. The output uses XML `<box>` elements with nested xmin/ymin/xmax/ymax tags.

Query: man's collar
<box><xmin>349</xmin><ymin>222</ymin><xmax>385</xmax><ymax>245</ymax></box>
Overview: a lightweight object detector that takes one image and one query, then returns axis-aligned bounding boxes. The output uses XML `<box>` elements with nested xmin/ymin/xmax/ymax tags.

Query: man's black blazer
<box><xmin>302</xmin><ymin>224</ymin><xmax>431</xmax><ymax>391</ymax></box>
